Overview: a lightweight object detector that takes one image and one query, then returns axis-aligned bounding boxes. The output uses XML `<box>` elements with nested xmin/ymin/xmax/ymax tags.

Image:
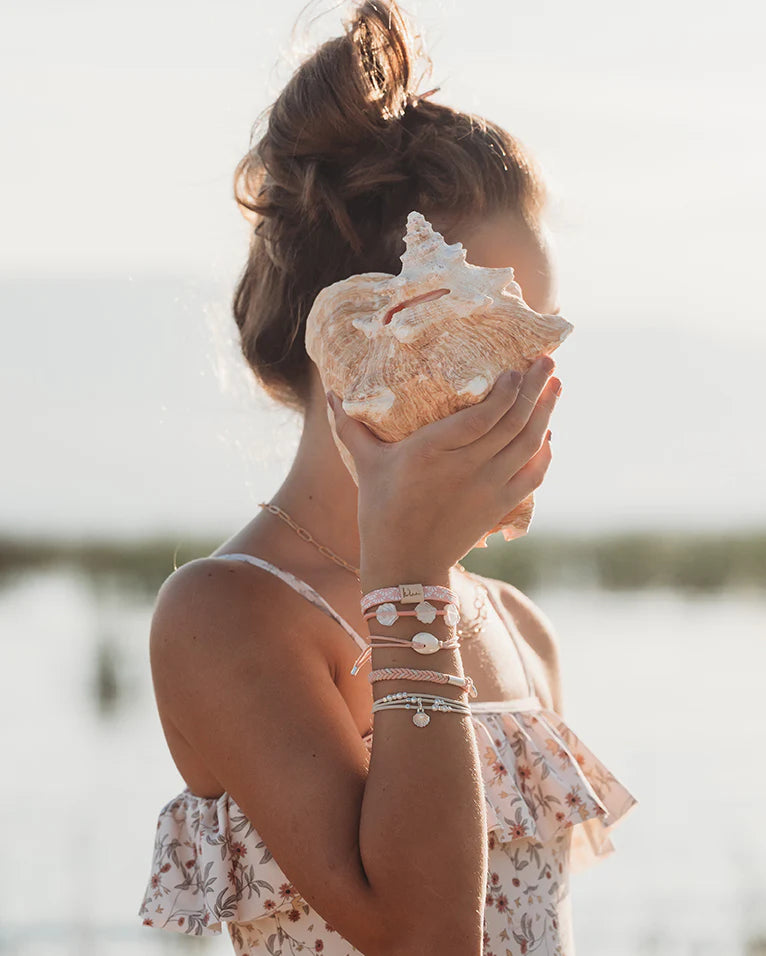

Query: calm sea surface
<box><xmin>1</xmin><ymin>570</ymin><xmax>764</xmax><ymax>955</ymax></box>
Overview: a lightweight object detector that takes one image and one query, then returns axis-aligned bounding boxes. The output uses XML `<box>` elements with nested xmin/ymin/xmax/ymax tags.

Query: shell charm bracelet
<box><xmin>359</xmin><ymin>579</ymin><xmax>476</xmax><ymax>728</ymax></box>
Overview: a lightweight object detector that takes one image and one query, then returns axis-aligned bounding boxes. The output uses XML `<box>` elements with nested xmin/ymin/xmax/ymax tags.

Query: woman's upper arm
<box><xmin>148</xmin><ymin>558</ymin><xmax>387</xmax><ymax>954</ymax></box>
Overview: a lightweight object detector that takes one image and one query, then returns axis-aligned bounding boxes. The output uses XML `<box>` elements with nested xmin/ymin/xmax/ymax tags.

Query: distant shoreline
<box><xmin>1</xmin><ymin>530</ymin><xmax>763</xmax><ymax>596</ymax></box>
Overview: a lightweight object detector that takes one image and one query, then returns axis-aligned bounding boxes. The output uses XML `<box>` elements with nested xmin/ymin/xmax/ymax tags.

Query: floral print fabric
<box><xmin>138</xmin><ymin>700</ymin><xmax>637</xmax><ymax>955</ymax></box>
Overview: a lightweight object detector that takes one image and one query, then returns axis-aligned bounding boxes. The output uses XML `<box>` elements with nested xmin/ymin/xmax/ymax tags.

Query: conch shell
<box><xmin>305</xmin><ymin>211</ymin><xmax>574</xmax><ymax>549</ymax></box>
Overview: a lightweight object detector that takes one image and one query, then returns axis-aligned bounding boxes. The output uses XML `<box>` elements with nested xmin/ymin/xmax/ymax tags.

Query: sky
<box><xmin>1</xmin><ymin>0</ymin><xmax>764</xmax><ymax>539</ymax></box>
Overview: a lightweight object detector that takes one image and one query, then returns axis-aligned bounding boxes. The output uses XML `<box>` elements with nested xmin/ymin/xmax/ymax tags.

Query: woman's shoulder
<box><xmin>466</xmin><ymin>570</ymin><xmax>564</xmax><ymax>712</ymax></box>
<box><xmin>149</xmin><ymin>554</ymin><xmax>344</xmax><ymax>671</ymax></box>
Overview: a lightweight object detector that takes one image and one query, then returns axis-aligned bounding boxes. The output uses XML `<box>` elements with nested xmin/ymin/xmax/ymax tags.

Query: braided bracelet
<box><xmin>350</xmin><ymin>632</ymin><xmax>461</xmax><ymax>676</ymax></box>
<box><xmin>372</xmin><ymin>691</ymin><xmax>472</xmax><ymax>728</ymax></box>
<box><xmin>368</xmin><ymin>666</ymin><xmax>478</xmax><ymax>698</ymax></box>
<box><xmin>361</xmin><ymin>583</ymin><xmax>460</xmax><ymax>613</ymax></box>
<box><xmin>364</xmin><ymin>601</ymin><xmax>461</xmax><ymax>627</ymax></box>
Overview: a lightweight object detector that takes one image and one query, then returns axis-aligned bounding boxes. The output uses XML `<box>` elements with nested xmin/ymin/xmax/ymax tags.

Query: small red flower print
<box><xmin>491</xmin><ymin>872</ymin><xmax>500</xmax><ymax>885</ymax></box>
<box><xmin>325</xmin><ymin>922</ymin><xmax>336</xmax><ymax>933</ymax></box>
<box><xmin>316</xmin><ymin>941</ymin><xmax>324</xmax><ymax>951</ymax></box>
<box><xmin>202</xmin><ymin>913</ymin><xmax>209</xmax><ymax>925</ymax></box>
<box><xmin>227</xmin><ymin>866</ymin><xmax>238</xmax><ymax>883</ymax></box>
<box><xmin>150</xmin><ymin>873</ymin><xmax>160</xmax><ymax>889</ymax></box>
<box><xmin>288</xmin><ymin>909</ymin><xmax>300</xmax><ymax>922</ymax></box>
<box><xmin>492</xmin><ymin>761</ymin><xmax>507</xmax><ymax>778</ymax></box>
<box><xmin>143</xmin><ymin>919</ymin><xmax>153</xmax><ymax>926</ymax></box>
<box><xmin>555</xmin><ymin>811</ymin><xmax>566</xmax><ymax>823</ymax></box>
<box><xmin>279</xmin><ymin>882</ymin><xmax>293</xmax><ymax>898</ymax></box>
<box><xmin>521</xmin><ymin>941</ymin><xmax>528</xmax><ymax>955</ymax></box>
<box><xmin>264</xmin><ymin>899</ymin><xmax>276</xmax><ymax>910</ymax></box>
<box><xmin>488</xmin><ymin>832</ymin><xmax>497</xmax><ymax>850</ymax></box>
<box><xmin>495</xmin><ymin>894</ymin><xmax>509</xmax><ymax>913</ymax></box>
<box><xmin>230</xmin><ymin>841</ymin><xmax>247</xmax><ymax>860</ymax></box>
<box><xmin>545</xmin><ymin>868</ymin><xmax>551</xmax><ymax>879</ymax></box>
<box><xmin>177</xmin><ymin>917</ymin><xmax>184</xmax><ymax>926</ymax></box>
<box><xmin>510</xmin><ymin>822</ymin><xmax>528</xmax><ymax>839</ymax></box>
<box><xmin>483</xmin><ymin>930</ymin><xmax>490</xmax><ymax>946</ymax></box>
<box><xmin>185</xmin><ymin>859</ymin><xmax>194</xmax><ymax>869</ymax></box>
<box><xmin>553</xmin><ymin>918</ymin><xmax>558</xmax><ymax>929</ymax></box>
<box><xmin>517</xmin><ymin>764</ymin><xmax>532</xmax><ymax>786</ymax></box>
<box><xmin>512</xmin><ymin>877</ymin><xmax>520</xmax><ymax>887</ymax></box>
<box><xmin>485</xmin><ymin>892</ymin><xmax>494</xmax><ymax>907</ymax></box>
<box><xmin>564</xmin><ymin>788</ymin><xmax>581</xmax><ymax>807</ymax></box>
<box><xmin>160</xmin><ymin>863</ymin><xmax>171</xmax><ymax>873</ymax></box>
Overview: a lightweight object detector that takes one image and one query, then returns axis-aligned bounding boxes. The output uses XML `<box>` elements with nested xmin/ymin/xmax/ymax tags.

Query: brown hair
<box><xmin>232</xmin><ymin>0</ymin><xmax>548</xmax><ymax>415</ymax></box>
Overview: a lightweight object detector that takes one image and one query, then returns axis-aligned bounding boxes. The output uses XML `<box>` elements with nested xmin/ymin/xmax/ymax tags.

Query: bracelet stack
<box><xmin>354</xmin><ymin>579</ymin><xmax>477</xmax><ymax>729</ymax></box>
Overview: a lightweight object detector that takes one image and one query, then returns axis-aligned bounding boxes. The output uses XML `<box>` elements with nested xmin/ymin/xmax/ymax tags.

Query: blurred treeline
<box><xmin>0</xmin><ymin>529</ymin><xmax>763</xmax><ymax>597</ymax></box>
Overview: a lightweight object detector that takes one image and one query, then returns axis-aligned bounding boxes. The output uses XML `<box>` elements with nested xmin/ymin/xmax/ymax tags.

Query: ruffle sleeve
<box><xmin>137</xmin><ymin>789</ymin><xmax>302</xmax><ymax>936</ymax></box>
<box><xmin>470</xmin><ymin>706</ymin><xmax>638</xmax><ymax>874</ymax></box>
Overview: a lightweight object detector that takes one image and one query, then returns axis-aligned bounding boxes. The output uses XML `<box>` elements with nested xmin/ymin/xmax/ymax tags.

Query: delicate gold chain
<box><xmin>257</xmin><ymin>501</ymin><xmax>487</xmax><ymax>638</ymax></box>
<box><xmin>258</xmin><ymin>502</ymin><xmax>361</xmax><ymax>580</ymax></box>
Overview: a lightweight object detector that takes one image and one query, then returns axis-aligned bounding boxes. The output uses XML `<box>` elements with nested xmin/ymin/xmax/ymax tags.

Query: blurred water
<box><xmin>1</xmin><ymin>570</ymin><xmax>764</xmax><ymax>954</ymax></box>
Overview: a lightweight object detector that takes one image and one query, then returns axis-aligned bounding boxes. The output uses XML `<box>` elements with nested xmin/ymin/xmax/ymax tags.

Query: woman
<box><xmin>138</xmin><ymin>2</ymin><xmax>637</xmax><ymax>953</ymax></box>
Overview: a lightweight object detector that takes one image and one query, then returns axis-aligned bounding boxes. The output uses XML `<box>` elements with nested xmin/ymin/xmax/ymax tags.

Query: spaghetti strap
<box><xmin>469</xmin><ymin>571</ymin><xmax>537</xmax><ymax>699</ymax></box>
<box><xmin>207</xmin><ymin>552</ymin><xmax>368</xmax><ymax>653</ymax></box>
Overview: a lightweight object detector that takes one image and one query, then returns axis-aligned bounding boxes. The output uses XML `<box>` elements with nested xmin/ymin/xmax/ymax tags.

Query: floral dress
<box><xmin>138</xmin><ymin>554</ymin><xmax>638</xmax><ymax>955</ymax></box>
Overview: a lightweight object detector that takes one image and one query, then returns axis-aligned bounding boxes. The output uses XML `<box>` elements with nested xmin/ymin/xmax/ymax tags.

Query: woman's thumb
<box><xmin>326</xmin><ymin>391</ymin><xmax>384</xmax><ymax>463</ymax></box>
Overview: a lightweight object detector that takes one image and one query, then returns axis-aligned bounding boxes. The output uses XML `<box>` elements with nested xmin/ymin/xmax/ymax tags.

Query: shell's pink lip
<box><xmin>382</xmin><ymin>287</ymin><xmax>450</xmax><ymax>325</ymax></box>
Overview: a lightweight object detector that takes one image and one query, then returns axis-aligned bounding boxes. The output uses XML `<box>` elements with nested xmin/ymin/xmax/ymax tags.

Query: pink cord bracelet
<box><xmin>368</xmin><ymin>666</ymin><xmax>478</xmax><ymax>698</ymax></box>
<box><xmin>364</xmin><ymin>601</ymin><xmax>461</xmax><ymax>627</ymax></box>
<box><xmin>350</xmin><ymin>633</ymin><xmax>461</xmax><ymax>676</ymax></box>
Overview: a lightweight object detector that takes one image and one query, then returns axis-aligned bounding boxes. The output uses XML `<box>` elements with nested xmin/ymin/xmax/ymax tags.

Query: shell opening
<box><xmin>382</xmin><ymin>288</ymin><xmax>451</xmax><ymax>325</ymax></box>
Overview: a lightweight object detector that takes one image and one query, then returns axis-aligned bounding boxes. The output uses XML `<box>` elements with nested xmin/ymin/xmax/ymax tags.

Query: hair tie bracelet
<box><xmin>350</xmin><ymin>633</ymin><xmax>461</xmax><ymax>676</ymax></box>
<box><xmin>361</xmin><ymin>583</ymin><xmax>460</xmax><ymax>613</ymax></box>
<box><xmin>365</xmin><ymin>601</ymin><xmax>461</xmax><ymax>627</ymax></box>
<box><xmin>368</xmin><ymin>666</ymin><xmax>478</xmax><ymax>698</ymax></box>
<box><xmin>372</xmin><ymin>691</ymin><xmax>471</xmax><ymax>728</ymax></box>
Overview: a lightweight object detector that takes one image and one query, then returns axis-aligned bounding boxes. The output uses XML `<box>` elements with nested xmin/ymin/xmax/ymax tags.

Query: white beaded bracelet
<box><xmin>371</xmin><ymin>691</ymin><xmax>472</xmax><ymax>727</ymax></box>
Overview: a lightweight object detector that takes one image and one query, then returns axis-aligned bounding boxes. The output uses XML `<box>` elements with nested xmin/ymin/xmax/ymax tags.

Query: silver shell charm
<box><xmin>411</xmin><ymin>632</ymin><xmax>440</xmax><ymax>654</ymax></box>
<box><xmin>444</xmin><ymin>603</ymin><xmax>460</xmax><ymax>627</ymax></box>
<box><xmin>413</xmin><ymin>711</ymin><xmax>430</xmax><ymax>727</ymax></box>
<box><xmin>415</xmin><ymin>601</ymin><xmax>437</xmax><ymax>623</ymax></box>
<box><xmin>375</xmin><ymin>603</ymin><xmax>399</xmax><ymax>626</ymax></box>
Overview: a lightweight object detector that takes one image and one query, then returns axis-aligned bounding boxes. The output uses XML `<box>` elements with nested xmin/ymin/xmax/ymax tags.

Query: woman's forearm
<box><xmin>356</xmin><ymin>561</ymin><xmax>486</xmax><ymax>956</ymax></box>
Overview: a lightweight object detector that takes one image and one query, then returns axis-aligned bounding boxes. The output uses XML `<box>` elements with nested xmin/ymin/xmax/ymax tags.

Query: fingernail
<box><xmin>551</xmin><ymin>377</ymin><xmax>563</xmax><ymax>396</ymax></box>
<box><xmin>538</xmin><ymin>355</ymin><xmax>555</xmax><ymax>373</ymax></box>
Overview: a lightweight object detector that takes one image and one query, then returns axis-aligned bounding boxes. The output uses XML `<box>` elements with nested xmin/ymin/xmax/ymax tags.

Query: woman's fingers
<box><xmin>465</xmin><ymin>356</ymin><xmax>558</xmax><ymax>461</ymax></box>
<box><xmin>417</xmin><ymin>355</ymin><xmax>555</xmax><ymax>453</ymax></box>
<box><xmin>414</xmin><ymin>368</ymin><xmax>524</xmax><ymax>451</ymax></box>
<box><xmin>488</xmin><ymin>375</ymin><xmax>560</xmax><ymax>482</ymax></box>
<box><xmin>498</xmin><ymin>430</ymin><xmax>553</xmax><ymax>512</ymax></box>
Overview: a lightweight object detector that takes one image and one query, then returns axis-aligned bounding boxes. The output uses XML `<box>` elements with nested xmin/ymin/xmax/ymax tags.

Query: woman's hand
<box><xmin>326</xmin><ymin>355</ymin><xmax>561</xmax><ymax>578</ymax></box>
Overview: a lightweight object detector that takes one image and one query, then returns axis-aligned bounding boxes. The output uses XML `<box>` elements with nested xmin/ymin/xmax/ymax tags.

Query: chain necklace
<box><xmin>257</xmin><ymin>501</ymin><xmax>488</xmax><ymax>640</ymax></box>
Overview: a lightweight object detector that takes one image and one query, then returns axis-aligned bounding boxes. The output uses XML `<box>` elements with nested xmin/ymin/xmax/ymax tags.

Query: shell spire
<box><xmin>305</xmin><ymin>209</ymin><xmax>574</xmax><ymax>548</ymax></box>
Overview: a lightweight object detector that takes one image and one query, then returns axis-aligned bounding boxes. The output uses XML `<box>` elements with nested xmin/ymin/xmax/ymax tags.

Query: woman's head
<box><xmin>232</xmin><ymin>0</ymin><xmax>552</xmax><ymax>416</ymax></box>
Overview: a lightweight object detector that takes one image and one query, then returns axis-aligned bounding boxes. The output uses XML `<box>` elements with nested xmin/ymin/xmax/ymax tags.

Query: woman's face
<box><xmin>457</xmin><ymin>211</ymin><xmax>561</xmax><ymax>316</ymax></box>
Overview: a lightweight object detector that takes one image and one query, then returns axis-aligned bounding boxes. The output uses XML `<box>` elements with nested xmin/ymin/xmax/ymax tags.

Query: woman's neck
<box><xmin>261</xmin><ymin>393</ymin><xmax>363</xmax><ymax>573</ymax></box>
